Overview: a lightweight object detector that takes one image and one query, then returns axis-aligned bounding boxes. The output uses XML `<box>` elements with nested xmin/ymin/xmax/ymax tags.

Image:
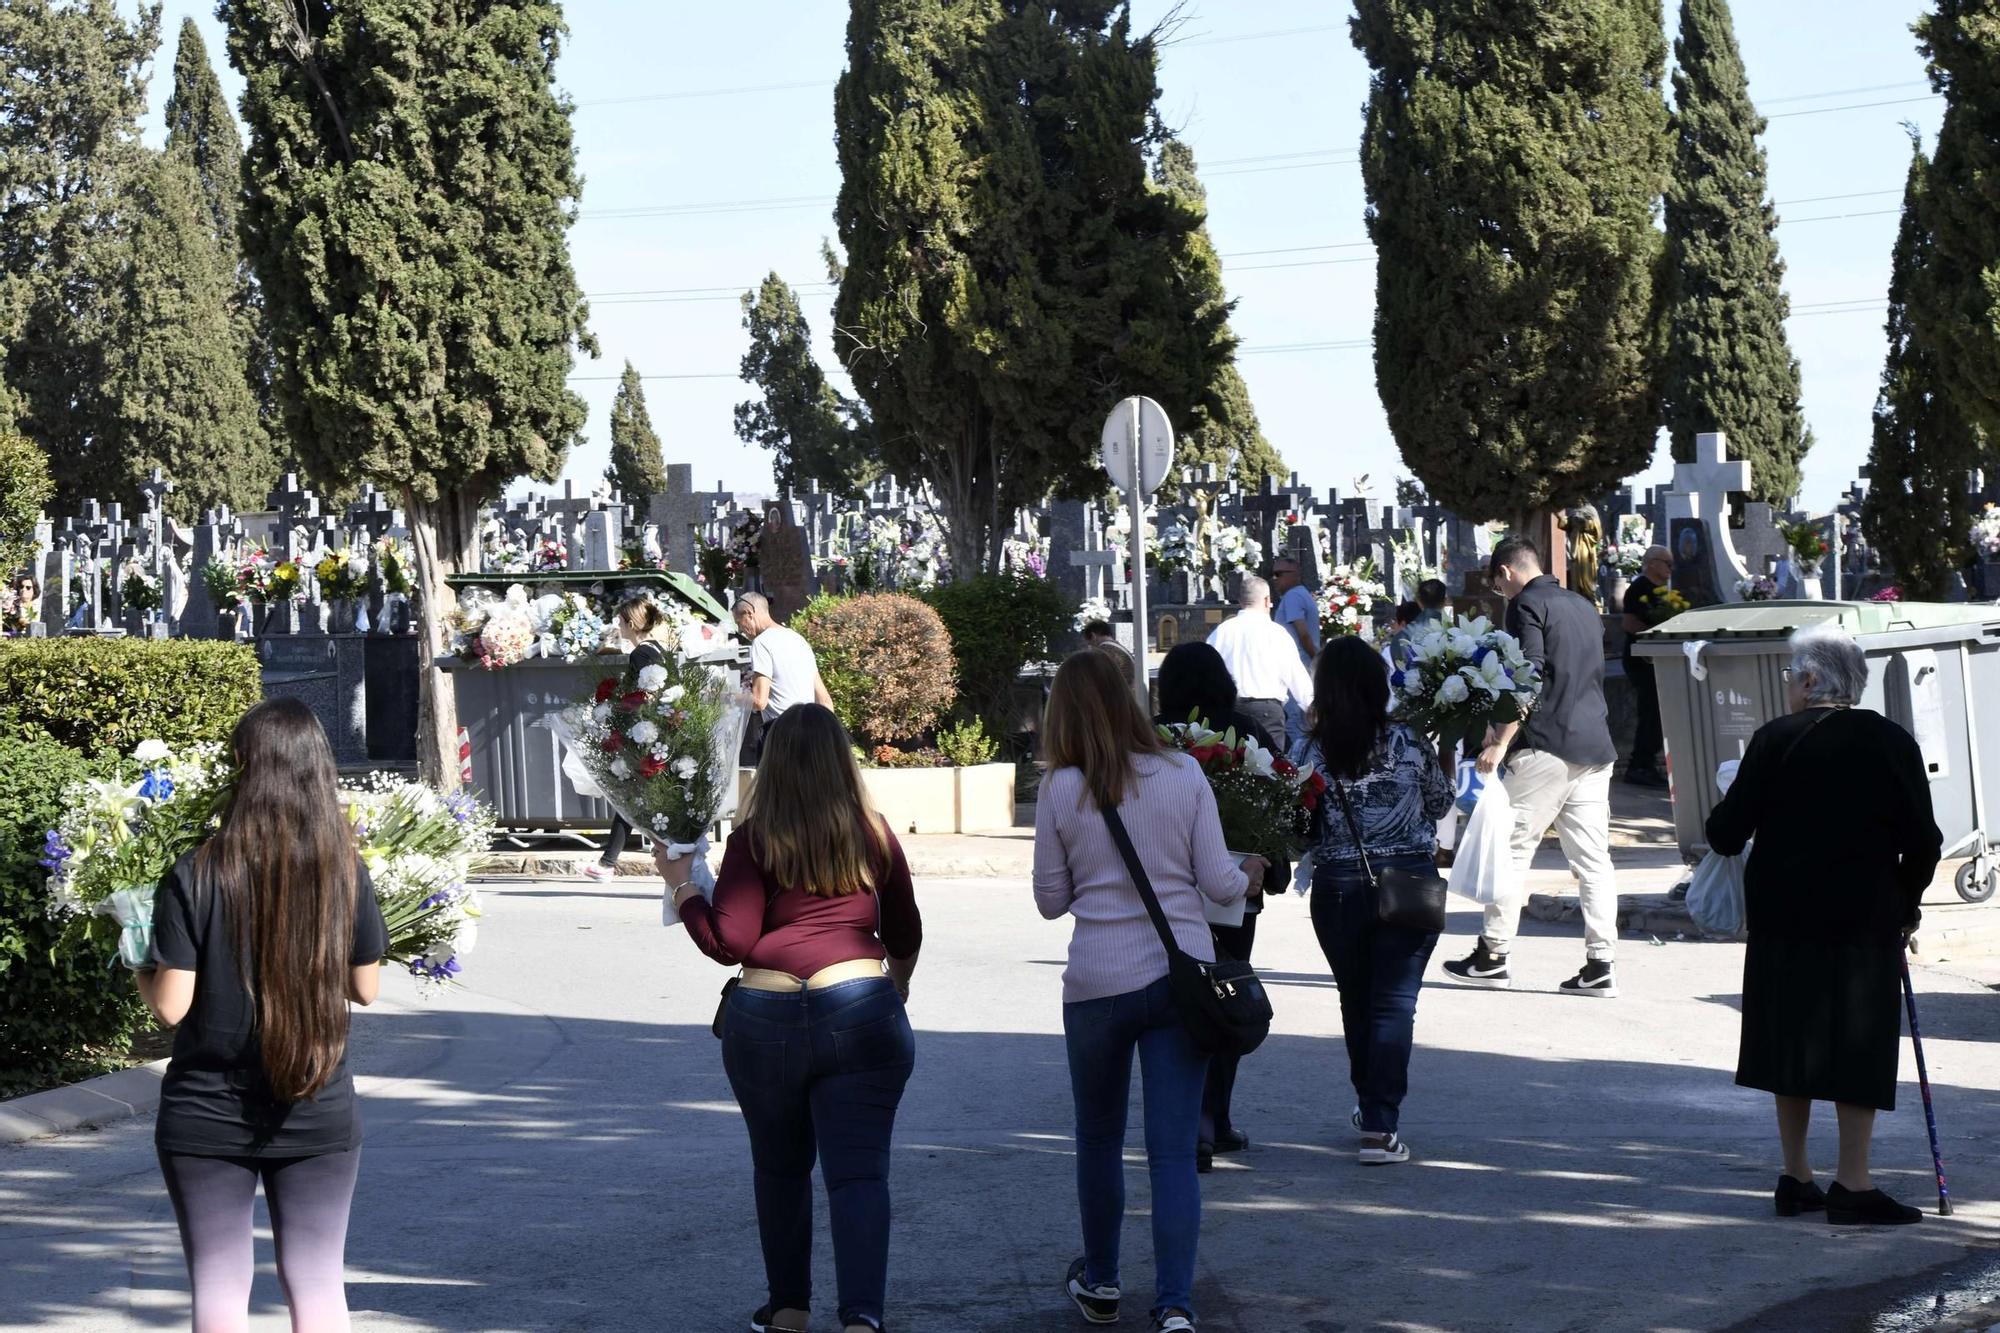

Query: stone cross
<box><xmin>650</xmin><ymin>463</ymin><xmax>699</xmax><ymax>574</ymax></box>
<box><xmin>139</xmin><ymin>469</ymin><xmax>174</xmax><ymax>578</ymax></box>
<box><xmin>1660</xmin><ymin>430</ymin><xmax>1754</xmax><ymax>602</ymax></box>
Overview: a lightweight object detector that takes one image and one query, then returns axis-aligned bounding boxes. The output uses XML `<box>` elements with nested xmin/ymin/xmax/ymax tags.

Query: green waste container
<box><xmin>1630</xmin><ymin>600</ymin><xmax>2000</xmax><ymax>901</ymax></box>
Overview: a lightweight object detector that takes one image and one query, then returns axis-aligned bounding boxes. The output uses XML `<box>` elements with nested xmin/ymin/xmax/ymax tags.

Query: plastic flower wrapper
<box><xmin>1390</xmin><ymin>613</ymin><xmax>1543</xmax><ymax>755</ymax></box>
<box><xmin>544</xmin><ymin>619</ymin><xmax>748</xmax><ymax>920</ymax></box>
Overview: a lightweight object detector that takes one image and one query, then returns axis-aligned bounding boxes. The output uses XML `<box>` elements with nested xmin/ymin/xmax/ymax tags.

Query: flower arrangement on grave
<box><xmin>999</xmin><ymin>534</ymin><xmax>1048</xmax><ymax>579</ymax></box>
<box><xmin>201</xmin><ymin>557</ymin><xmax>243</xmax><ymax>611</ymax></box>
<box><xmin>892</xmin><ymin>514</ymin><xmax>947</xmax><ymax>589</ymax></box>
<box><xmin>1316</xmin><ymin>563</ymin><xmax>1386</xmax><ymax>640</ymax></box>
<box><xmin>1388</xmin><ymin>529</ymin><xmax>1442</xmax><ymax>600</ymax></box>
<box><xmin>1605</xmin><ymin>514</ymin><xmax>1654</xmax><ymax>576</ymax></box>
<box><xmin>267</xmin><ymin>557</ymin><xmax>304</xmax><ymax>604</ymax></box>
<box><xmin>1781</xmin><ymin>519</ymin><xmax>1829</xmax><ymax>572</ymax></box>
<box><xmin>1073</xmin><ymin>594</ymin><xmax>1114</xmax><ymax>632</ymax></box>
<box><xmin>1212</xmin><ymin>522</ymin><xmax>1260</xmax><ymax>575</ymax></box>
<box><xmin>1639</xmin><ymin>585</ymin><xmax>1691</xmax><ymax>625</ymax></box>
<box><xmin>0</xmin><ymin>584</ymin><xmax>28</xmax><ymax>633</ymax></box>
<box><xmin>1869</xmin><ymin>584</ymin><xmax>1905</xmax><ymax>603</ymax></box>
<box><xmin>483</xmin><ymin>528</ymin><xmax>530</xmax><ymax>575</ymax></box>
<box><xmin>119</xmin><ymin>560</ymin><xmax>163</xmax><ymax>614</ymax></box>
<box><xmin>529</xmin><ymin>536</ymin><xmax>569</xmax><ymax>574</ymax></box>
<box><xmin>548</xmin><ymin>622</ymin><xmax>749</xmax><ymax>897</ymax></box>
<box><xmin>725</xmin><ymin>512</ymin><xmax>764</xmax><ymax>577</ymax></box>
<box><xmin>313</xmin><ymin>546</ymin><xmax>370</xmax><ymax>601</ymax></box>
<box><xmin>233</xmin><ymin>545</ymin><xmax>273</xmax><ymax>604</ymax></box>
<box><xmin>1389</xmin><ymin>614</ymin><xmax>1543</xmax><ymax>754</ymax></box>
<box><xmin>1152</xmin><ymin>520</ymin><xmax>1199</xmax><ymax>577</ymax></box>
<box><xmin>375</xmin><ymin>537</ymin><xmax>414</xmax><ymax>597</ymax></box>
<box><xmin>40</xmin><ymin>739</ymin><xmax>492</xmax><ymax>991</ymax></box>
<box><xmin>1735</xmin><ymin>575</ymin><xmax>1777</xmax><ymax>602</ymax></box>
<box><xmin>1971</xmin><ymin>504</ymin><xmax>2000</xmax><ymax>560</ymax></box>
<box><xmin>1156</xmin><ymin>717</ymin><xmax>1324</xmax><ymax>863</ymax></box>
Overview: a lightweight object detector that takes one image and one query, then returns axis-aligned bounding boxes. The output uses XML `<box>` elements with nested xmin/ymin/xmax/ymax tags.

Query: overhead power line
<box><xmin>1766</xmin><ymin>94</ymin><xmax>1941</xmax><ymax>120</ymax></box>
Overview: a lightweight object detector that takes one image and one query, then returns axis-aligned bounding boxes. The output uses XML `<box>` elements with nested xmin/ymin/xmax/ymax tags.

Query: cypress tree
<box><xmin>735</xmin><ymin>273</ymin><xmax>875</xmax><ymax>498</ymax></box>
<box><xmin>1911</xmin><ymin>1</ymin><xmax>2000</xmax><ymax>443</ymax></box>
<box><xmin>1150</xmin><ymin>136</ymin><xmax>1286</xmax><ymax>493</ymax></box>
<box><xmin>1352</xmin><ymin>0</ymin><xmax>1673</xmax><ymax>528</ymax></box>
<box><xmin>164</xmin><ymin>19</ymin><xmax>240</xmax><ymax>252</ymax></box>
<box><xmin>1662</xmin><ymin>0</ymin><xmax>1811</xmax><ymax>504</ymax></box>
<box><xmin>223</xmin><ymin>0</ymin><xmax>597</xmax><ymax>786</ymax></box>
<box><xmin>1864</xmin><ymin>145</ymin><xmax>1982</xmax><ymax>601</ymax></box>
<box><xmin>832</xmin><ymin>0</ymin><xmax>1225</xmax><ymax>575</ymax></box>
<box><xmin>605</xmin><ymin>361</ymin><xmax>667</xmax><ymax>500</ymax></box>
<box><xmin>100</xmin><ymin>151</ymin><xmax>275</xmax><ymax>520</ymax></box>
<box><xmin>0</xmin><ymin>0</ymin><xmax>160</xmax><ymax>512</ymax></box>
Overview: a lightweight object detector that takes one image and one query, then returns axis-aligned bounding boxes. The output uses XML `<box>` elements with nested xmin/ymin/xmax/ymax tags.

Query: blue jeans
<box><xmin>1063</xmin><ymin>974</ymin><xmax>1208</xmax><ymax>1319</ymax></box>
<box><xmin>1311</xmin><ymin>857</ymin><xmax>1441</xmax><ymax>1135</ymax></box>
<box><xmin>722</xmin><ymin>976</ymin><xmax>915</xmax><ymax>1329</ymax></box>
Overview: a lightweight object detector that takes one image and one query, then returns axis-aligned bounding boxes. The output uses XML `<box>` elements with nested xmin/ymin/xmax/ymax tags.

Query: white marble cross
<box><xmin>1672</xmin><ymin>431</ymin><xmax>1752</xmax><ymax>510</ymax></box>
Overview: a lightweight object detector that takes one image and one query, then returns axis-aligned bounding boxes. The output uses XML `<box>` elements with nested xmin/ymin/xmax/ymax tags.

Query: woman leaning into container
<box><xmin>1034</xmin><ymin>648</ymin><xmax>1263</xmax><ymax>1333</ymax></box>
<box><xmin>139</xmin><ymin>697</ymin><xmax>387</xmax><ymax>1332</ymax></box>
<box><xmin>1706</xmin><ymin>624</ymin><xmax>1941</xmax><ymax>1225</ymax></box>
<box><xmin>584</xmin><ymin>593</ymin><xmax>677</xmax><ymax>882</ymax></box>
<box><xmin>1299</xmin><ymin>635</ymin><xmax>1453</xmax><ymax>1166</ymax></box>
<box><xmin>659</xmin><ymin>703</ymin><xmax>921</xmax><ymax>1333</ymax></box>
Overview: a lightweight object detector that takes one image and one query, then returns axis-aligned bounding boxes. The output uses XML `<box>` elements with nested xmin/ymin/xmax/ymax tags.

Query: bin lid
<box><xmin>1636</xmin><ymin>599</ymin><xmax>2000</xmax><ymax>643</ymax></box>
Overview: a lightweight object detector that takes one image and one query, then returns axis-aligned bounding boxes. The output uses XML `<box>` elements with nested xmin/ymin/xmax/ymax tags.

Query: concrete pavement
<box><xmin>4</xmin><ymin>853</ymin><xmax>1998</xmax><ymax>1332</ymax></box>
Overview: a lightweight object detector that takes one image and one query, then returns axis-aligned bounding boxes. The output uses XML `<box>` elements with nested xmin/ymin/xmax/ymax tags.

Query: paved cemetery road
<box><xmin>4</xmin><ymin>872</ymin><xmax>1999</xmax><ymax>1332</ymax></box>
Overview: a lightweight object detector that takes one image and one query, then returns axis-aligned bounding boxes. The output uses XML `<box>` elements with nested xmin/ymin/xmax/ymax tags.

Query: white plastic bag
<box><xmin>1685</xmin><ymin>848</ymin><xmax>1747</xmax><ymax>936</ymax></box>
<box><xmin>1447</xmin><ymin>776</ymin><xmax>1516</xmax><ymax>906</ymax></box>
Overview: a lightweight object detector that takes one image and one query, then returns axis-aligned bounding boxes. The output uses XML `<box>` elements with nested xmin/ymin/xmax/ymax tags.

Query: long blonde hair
<box><xmin>741</xmin><ymin>703</ymin><xmax>886</xmax><ymax>896</ymax></box>
<box><xmin>1042</xmin><ymin>649</ymin><xmax>1163</xmax><ymax>812</ymax></box>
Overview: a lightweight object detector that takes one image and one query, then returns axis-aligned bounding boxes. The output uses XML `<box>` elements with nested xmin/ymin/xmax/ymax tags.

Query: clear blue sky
<box><xmin>144</xmin><ymin>0</ymin><xmax>1944</xmax><ymax>516</ymax></box>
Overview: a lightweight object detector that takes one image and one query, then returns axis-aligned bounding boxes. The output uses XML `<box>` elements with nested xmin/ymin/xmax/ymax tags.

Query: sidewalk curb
<box><xmin>0</xmin><ymin>1059</ymin><xmax>167</xmax><ymax>1146</ymax></box>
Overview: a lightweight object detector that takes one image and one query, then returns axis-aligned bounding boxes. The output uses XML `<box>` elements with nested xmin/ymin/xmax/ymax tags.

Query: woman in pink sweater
<box><xmin>1033</xmin><ymin>649</ymin><xmax>1262</xmax><ymax>1333</ymax></box>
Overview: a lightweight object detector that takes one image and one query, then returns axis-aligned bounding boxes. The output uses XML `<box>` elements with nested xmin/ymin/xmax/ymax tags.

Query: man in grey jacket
<box><xmin>1444</xmin><ymin>537</ymin><xmax>1622</xmax><ymax>998</ymax></box>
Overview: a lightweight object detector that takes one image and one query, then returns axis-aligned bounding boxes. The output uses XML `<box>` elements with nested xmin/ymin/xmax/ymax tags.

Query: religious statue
<box><xmin>1560</xmin><ymin>503</ymin><xmax>1603</xmax><ymax>608</ymax></box>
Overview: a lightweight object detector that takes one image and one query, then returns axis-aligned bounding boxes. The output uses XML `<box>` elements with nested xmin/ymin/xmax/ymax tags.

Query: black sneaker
<box><xmin>1066</xmin><ymin>1256</ymin><xmax>1120</xmax><ymax>1325</ymax></box>
<box><xmin>1442</xmin><ymin>942</ymin><xmax>1512</xmax><ymax>988</ymax></box>
<box><xmin>1775</xmin><ymin>1174</ymin><xmax>1827</xmax><ymax>1217</ymax></box>
<box><xmin>750</xmin><ymin>1307</ymin><xmax>809</xmax><ymax>1333</ymax></box>
<box><xmin>1196</xmin><ymin>1139</ymin><xmax>1213</xmax><ymax>1174</ymax></box>
<box><xmin>1826</xmin><ymin>1182</ymin><xmax>1923</xmax><ymax>1226</ymax></box>
<box><xmin>1559</xmin><ymin>960</ymin><xmax>1618</xmax><ymax>998</ymax></box>
<box><xmin>1360</xmin><ymin>1132</ymin><xmax>1411</xmax><ymax>1165</ymax></box>
<box><xmin>1154</xmin><ymin>1312</ymin><xmax>1196</xmax><ymax>1332</ymax></box>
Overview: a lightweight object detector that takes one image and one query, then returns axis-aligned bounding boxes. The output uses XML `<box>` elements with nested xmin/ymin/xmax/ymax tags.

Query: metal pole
<box><xmin>1128</xmin><ymin>401</ymin><xmax>1151</xmax><ymax>707</ymax></box>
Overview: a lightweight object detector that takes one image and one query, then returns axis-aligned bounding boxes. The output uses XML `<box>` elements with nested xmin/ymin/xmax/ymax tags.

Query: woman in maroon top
<box><xmin>657</xmin><ymin>703</ymin><xmax>921</xmax><ymax>1333</ymax></box>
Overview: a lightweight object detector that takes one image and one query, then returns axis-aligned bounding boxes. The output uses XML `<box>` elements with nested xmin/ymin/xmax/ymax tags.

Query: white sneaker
<box><xmin>1360</xmin><ymin>1133</ymin><xmax>1411</xmax><ymax>1166</ymax></box>
<box><xmin>580</xmin><ymin>861</ymin><xmax>614</xmax><ymax>882</ymax></box>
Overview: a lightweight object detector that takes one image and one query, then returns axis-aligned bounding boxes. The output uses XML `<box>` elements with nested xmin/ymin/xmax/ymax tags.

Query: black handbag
<box><xmin>1332</xmin><ymin>777</ymin><xmax>1448</xmax><ymax>934</ymax></box>
<box><xmin>1102</xmin><ymin>807</ymin><xmax>1272</xmax><ymax>1056</ymax></box>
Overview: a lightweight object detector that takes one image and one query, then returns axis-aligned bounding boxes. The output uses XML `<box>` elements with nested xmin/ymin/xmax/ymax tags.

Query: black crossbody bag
<box><xmin>1332</xmin><ymin>777</ymin><xmax>1449</xmax><ymax>934</ymax></box>
<box><xmin>1101</xmin><ymin>807</ymin><xmax>1272</xmax><ymax>1056</ymax></box>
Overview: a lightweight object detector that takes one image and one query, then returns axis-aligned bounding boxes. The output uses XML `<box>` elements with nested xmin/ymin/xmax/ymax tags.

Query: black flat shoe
<box><xmin>1212</xmin><ymin>1128</ymin><xmax>1250</xmax><ymax>1155</ymax></box>
<box><xmin>1826</xmin><ymin>1182</ymin><xmax>1923</xmax><ymax>1226</ymax></box>
<box><xmin>1196</xmin><ymin>1140</ymin><xmax>1213</xmax><ymax>1173</ymax></box>
<box><xmin>1774</xmin><ymin>1174</ymin><xmax>1826</xmax><ymax>1217</ymax></box>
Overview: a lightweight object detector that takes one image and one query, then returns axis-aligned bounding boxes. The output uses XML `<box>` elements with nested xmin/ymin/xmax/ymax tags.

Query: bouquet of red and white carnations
<box><xmin>1317</xmin><ymin>563</ymin><xmax>1386</xmax><ymax>640</ymax></box>
<box><xmin>547</xmin><ymin>608</ymin><xmax>748</xmax><ymax>913</ymax></box>
<box><xmin>1157</xmin><ymin>715</ymin><xmax>1326</xmax><ymax>868</ymax></box>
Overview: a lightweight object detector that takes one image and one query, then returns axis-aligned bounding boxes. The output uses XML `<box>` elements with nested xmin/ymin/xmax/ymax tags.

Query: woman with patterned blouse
<box><xmin>1296</xmin><ymin>636</ymin><xmax>1455</xmax><ymax>1164</ymax></box>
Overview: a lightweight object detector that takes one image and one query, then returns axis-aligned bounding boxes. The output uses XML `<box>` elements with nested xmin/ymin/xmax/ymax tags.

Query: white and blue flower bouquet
<box><xmin>1390</xmin><ymin>614</ymin><xmax>1544</xmax><ymax>755</ymax></box>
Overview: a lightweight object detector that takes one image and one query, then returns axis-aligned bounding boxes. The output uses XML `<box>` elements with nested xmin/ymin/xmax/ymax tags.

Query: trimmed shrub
<box><xmin>924</xmin><ymin>571</ymin><xmax>1070</xmax><ymax>737</ymax></box>
<box><xmin>0</xmin><ymin>736</ymin><xmax>149</xmax><ymax>1096</ymax></box>
<box><xmin>0</xmin><ymin>638</ymin><xmax>262</xmax><ymax>756</ymax></box>
<box><xmin>793</xmin><ymin>592</ymin><xmax>956</xmax><ymax>745</ymax></box>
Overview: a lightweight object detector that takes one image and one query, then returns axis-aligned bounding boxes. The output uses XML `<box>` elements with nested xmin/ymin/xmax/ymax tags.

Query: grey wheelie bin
<box><xmin>1630</xmin><ymin>600</ymin><xmax>2000</xmax><ymax>902</ymax></box>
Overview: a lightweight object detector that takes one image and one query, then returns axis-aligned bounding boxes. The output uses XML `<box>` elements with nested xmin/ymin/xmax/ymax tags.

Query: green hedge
<box><xmin>924</xmin><ymin>572</ymin><xmax>1070</xmax><ymax>740</ymax></box>
<box><xmin>0</xmin><ymin>737</ymin><xmax>150</xmax><ymax>1096</ymax></box>
<box><xmin>0</xmin><ymin>638</ymin><xmax>262</xmax><ymax>756</ymax></box>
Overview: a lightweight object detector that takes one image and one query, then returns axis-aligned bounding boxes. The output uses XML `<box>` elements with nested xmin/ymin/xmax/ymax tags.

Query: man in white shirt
<box><xmin>1207</xmin><ymin>575</ymin><xmax>1315</xmax><ymax>752</ymax></box>
<box><xmin>731</xmin><ymin>593</ymin><xmax>834</xmax><ymax>760</ymax></box>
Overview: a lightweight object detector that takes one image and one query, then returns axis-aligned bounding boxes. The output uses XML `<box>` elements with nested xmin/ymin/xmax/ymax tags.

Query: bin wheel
<box><xmin>1955</xmin><ymin>860</ymin><xmax>1998</xmax><ymax>904</ymax></box>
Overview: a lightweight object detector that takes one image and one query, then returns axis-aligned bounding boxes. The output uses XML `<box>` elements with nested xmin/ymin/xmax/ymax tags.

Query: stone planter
<box><xmin>737</xmin><ymin>762</ymin><xmax>1017</xmax><ymax>835</ymax></box>
<box><xmin>216</xmin><ymin>608</ymin><xmax>241</xmax><ymax>641</ymax></box>
<box><xmin>251</xmin><ymin>603</ymin><xmax>270</xmax><ymax>637</ymax></box>
<box><xmin>951</xmin><ymin>762</ymin><xmax>1017</xmax><ymax>833</ymax></box>
<box><xmin>330</xmin><ymin>599</ymin><xmax>360</xmax><ymax>634</ymax></box>
<box><xmin>1799</xmin><ymin>575</ymin><xmax>1824</xmax><ymax>601</ymax></box>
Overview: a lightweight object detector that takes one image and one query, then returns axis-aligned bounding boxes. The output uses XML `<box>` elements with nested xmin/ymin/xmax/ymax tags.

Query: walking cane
<box><xmin>1899</xmin><ymin>952</ymin><xmax>1953</xmax><ymax>1216</ymax></box>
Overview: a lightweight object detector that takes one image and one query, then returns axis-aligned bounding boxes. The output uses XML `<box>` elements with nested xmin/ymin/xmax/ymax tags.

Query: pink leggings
<box><xmin>157</xmin><ymin>1147</ymin><xmax>360</xmax><ymax>1333</ymax></box>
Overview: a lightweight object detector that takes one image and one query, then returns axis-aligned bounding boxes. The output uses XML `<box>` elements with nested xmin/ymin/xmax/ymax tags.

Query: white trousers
<box><xmin>1480</xmin><ymin>749</ymin><xmax>1619</xmax><ymax>961</ymax></box>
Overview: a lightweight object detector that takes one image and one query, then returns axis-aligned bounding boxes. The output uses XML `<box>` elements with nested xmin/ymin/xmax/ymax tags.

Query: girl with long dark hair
<box><xmin>1300</xmin><ymin>636</ymin><xmax>1453</xmax><ymax>1165</ymax></box>
<box><xmin>138</xmin><ymin>697</ymin><xmax>387</xmax><ymax>1331</ymax></box>
<box><xmin>657</xmin><ymin>703</ymin><xmax>921</xmax><ymax>1333</ymax></box>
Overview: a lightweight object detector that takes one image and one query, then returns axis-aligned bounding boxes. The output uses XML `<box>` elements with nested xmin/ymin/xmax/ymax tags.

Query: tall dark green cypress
<box><xmin>1911</xmin><ymin>1</ymin><xmax>2000</xmax><ymax>446</ymax></box>
<box><xmin>1150</xmin><ymin>137</ymin><xmax>1286</xmax><ymax>494</ymax></box>
<box><xmin>1662</xmin><ymin>0</ymin><xmax>1811</xmax><ymax>505</ymax></box>
<box><xmin>735</xmin><ymin>273</ymin><xmax>875</xmax><ymax>498</ymax></box>
<box><xmin>1863</xmin><ymin>145</ymin><xmax>1982</xmax><ymax>601</ymax></box>
<box><xmin>832</xmin><ymin>0</ymin><xmax>1224</xmax><ymax>576</ymax></box>
<box><xmin>605</xmin><ymin>361</ymin><xmax>667</xmax><ymax>500</ymax></box>
<box><xmin>164</xmin><ymin>19</ymin><xmax>239</xmax><ymax>252</ymax></box>
<box><xmin>1352</xmin><ymin>0</ymin><xmax>1672</xmax><ymax>528</ymax></box>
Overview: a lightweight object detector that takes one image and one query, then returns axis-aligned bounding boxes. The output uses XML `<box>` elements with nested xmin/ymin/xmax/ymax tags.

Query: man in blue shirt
<box><xmin>1270</xmin><ymin>556</ymin><xmax>1320</xmax><ymax>748</ymax></box>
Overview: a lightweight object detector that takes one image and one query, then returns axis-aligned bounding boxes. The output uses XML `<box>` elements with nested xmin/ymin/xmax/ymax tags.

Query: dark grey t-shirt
<box><xmin>150</xmin><ymin>851</ymin><xmax>387</xmax><ymax>1158</ymax></box>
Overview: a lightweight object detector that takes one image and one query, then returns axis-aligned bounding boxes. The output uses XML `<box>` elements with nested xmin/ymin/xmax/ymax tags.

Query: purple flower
<box><xmin>137</xmin><ymin>769</ymin><xmax>175</xmax><ymax>803</ymax></box>
<box><xmin>1390</xmin><ymin>669</ymin><xmax>1408</xmax><ymax>691</ymax></box>
<box><xmin>39</xmin><ymin>829</ymin><xmax>70</xmax><ymax>871</ymax></box>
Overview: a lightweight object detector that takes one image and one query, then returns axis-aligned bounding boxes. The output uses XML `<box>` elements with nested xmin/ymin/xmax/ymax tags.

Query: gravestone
<box><xmin>759</xmin><ymin>506</ymin><xmax>811</xmax><ymax>623</ymax></box>
<box><xmin>1660</xmin><ymin>431</ymin><xmax>1752</xmax><ymax>602</ymax></box>
<box><xmin>581</xmin><ymin>507</ymin><xmax>621</xmax><ymax>572</ymax></box>
<box><xmin>1734</xmin><ymin>502</ymin><xmax>1790</xmax><ymax>582</ymax></box>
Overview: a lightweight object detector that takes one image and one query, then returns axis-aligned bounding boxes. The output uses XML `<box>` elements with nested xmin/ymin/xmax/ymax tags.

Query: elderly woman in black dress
<box><xmin>1706</xmin><ymin>624</ymin><xmax>1941</xmax><ymax>1225</ymax></box>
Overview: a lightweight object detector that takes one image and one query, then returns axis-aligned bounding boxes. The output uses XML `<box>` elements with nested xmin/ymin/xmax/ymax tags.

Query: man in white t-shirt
<box><xmin>731</xmin><ymin>593</ymin><xmax>833</xmax><ymax>734</ymax></box>
<box><xmin>1207</xmin><ymin>575</ymin><xmax>1314</xmax><ymax>753</ymax></box>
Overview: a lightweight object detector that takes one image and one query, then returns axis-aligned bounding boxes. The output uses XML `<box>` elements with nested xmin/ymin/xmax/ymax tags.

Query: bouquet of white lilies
<box><xmin>1389</xmin><ymin>614</ymin><xmax>1543</xmax><ymax>754</ymax></box>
